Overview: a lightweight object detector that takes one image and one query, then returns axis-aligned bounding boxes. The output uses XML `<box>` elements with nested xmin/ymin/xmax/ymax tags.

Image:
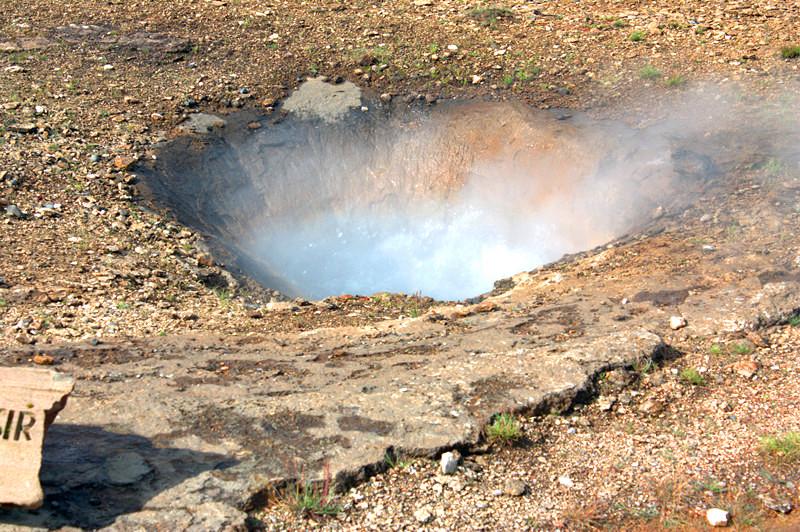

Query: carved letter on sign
<box><xmin>0</xmin><ymin>367</ymin><xmax>74</xmax><ymax>509</ymax></box>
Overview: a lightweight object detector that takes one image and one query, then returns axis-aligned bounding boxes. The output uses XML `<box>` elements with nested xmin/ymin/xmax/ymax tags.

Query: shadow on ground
<box><xmin>0</xmin><ymin>424</ymin><xmax>235</xmax><ymax>530</ymax></box>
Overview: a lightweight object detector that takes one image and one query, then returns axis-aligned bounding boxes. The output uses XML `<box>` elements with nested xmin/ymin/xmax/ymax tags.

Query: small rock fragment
<box><xmin>113</xmin><ymin>156</ymin><xmax>136</xmax><ymax>170</ymax></box>
<box><xmin>8</xmin><ymin>123</ymin><xmax>37</xmax><ymax>134</ymax></box>
<box><xmin>414</xmin><ymin>506</ymin><xmax>433</xmax><ymax>523</ymax></box>
<box><xmin>746</xmin><ymin>331</ymin><xmax>767</xmax><ymax>347</ymax></box>
<box><xmin>732</xmin><ymin>360</ymin><xmax>759</xmax><ymax>379</ymax></box>
<box><xmin>380</xmin><ymin>93</ymin><xmax>392</xmax><ymax>102</ymax></box>
<box><xmin>758</xmin><ymin>493</ymin><xmax>793</xmax><ymax>514</ymax></box>
<box><xmin>15</xmin><ymin>333</ymin><xmax>34</xmax><ymax>345</ymax></box>
<box><xmin>440</xmin><ymin>451</ymin><xmax>458</xmax><ymax>475</ymax></box>
<box><xmin>196</xmin><ymin>252</ymin><xmax>215</xmax><ymax>267</ymax></box>
<box><xmin>670</xmin><ymin>316</ymin><xmax>687</xmax><ymax>330</ymax></box>
<box><xmin>5</xmin><ymin>205</ymin><xmax>24</xmax><ymax>217</ymax></box>
<box><xmin>32</xmin><ymin>355</ymin><xmax>54</xmax><ymax>366</ymax></box>
<box><xmin>605</xmin><ymin>369</ymin><xmax>635</xmax><ymax>387</ymax></box>
<box><xmin>638</xmin><ymin>398</ymin><xmax>664</xmax><ymax>414</ymax></box>
<box><xmin>474</xmin><ymin>300</ymin><xmax>498</xmax><ymax>313</ymax></box>
<box><xmin>706</xmin><ymin>508</ymin><xmax>729</xmax><ymax>527</ymax></box>
<box><xmin>503</xmin><ymin>478</ymin><xmax>526</xmax><ymax>496</ymax></box>
<box><xmin>558</xmin><ymin>476</ymin><xmax>574</xmax><ymax>488</ymax></box>
<box><xmin>598</xmin><ymin>395</ymin><xmax>616</xmax><ymax>411</ymax></box>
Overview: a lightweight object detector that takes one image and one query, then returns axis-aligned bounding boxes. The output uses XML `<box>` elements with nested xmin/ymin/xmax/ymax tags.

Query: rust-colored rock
<box><xmin>746</xmin><ymin>331</ymin><xmax>768</xmax><ymax>347</ymax></box>
<box><xmin>113</xmin><ymin>156</ymin><xmax>136</xmax><ymax>170</ymax></box>
<box><xmin>732</xmin><ymin>360</ymin><xmax>759</xmax><ymax>379</ymax></box>
<box><xmin>474</xmin><ymin>300</ymin><xmax>498</xmax><ymax>313</ymax></box>
<box><xmin>32</xmin><ymin>355</ymin><xmax>54</xmax><ymax>366</ymax></box>
<box><xmin>196</xmin><ymin>252</ymin><xmax>215</xmax><ymax>267</ymax></box>
<box><xmin>0</xmin><ymin>368</ymin><xmax>74</xmax><ymax>509</ymax></box>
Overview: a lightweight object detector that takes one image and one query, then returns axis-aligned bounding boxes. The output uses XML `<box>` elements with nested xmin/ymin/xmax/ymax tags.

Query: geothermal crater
<box><xmin>139</xmin><ymin>82</ymin><xmax>715</xmax><ymax>301</ymax></box>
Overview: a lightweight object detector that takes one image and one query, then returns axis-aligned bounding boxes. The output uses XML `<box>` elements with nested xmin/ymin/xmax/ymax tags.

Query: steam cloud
<box><xmin>247</xmin><ymin>102</ymin><xmax>676</xmax><ymax>301</ymax></box>
<box><xmin>141</xmin><ymin>83</ymin><xmax>798</xmax><ymax>303</ymax></box>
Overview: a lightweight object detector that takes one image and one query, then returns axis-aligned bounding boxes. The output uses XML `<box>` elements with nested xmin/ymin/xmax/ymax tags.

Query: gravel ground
<box><xmin>2</xmin><ymin>1</ymin><xmax>800</xmax><ymax>530</ymax></box>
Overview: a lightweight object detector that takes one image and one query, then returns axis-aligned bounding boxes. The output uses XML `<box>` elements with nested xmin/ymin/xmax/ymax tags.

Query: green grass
<box><xmin>487</xmin><ymin>412</ymin><xmax>521</xmax><ymax>445</ymax></box>
<box><xmin>709</xmin><ymin>344</ymin><xmax>722</xmax><ymax>355</ymax></box>
<box><xmin>680</xmin><ymin>368</ymin><xmax>705</xmax><ymax>386</ymax></box>
<box><xmin>664</xmin><ymin>75</ymin><xmax>686</xmax><ymax>87</ymax></box>
<box><xmin>503</xmin><ymin>74</ymin><xmax>514</xmax><ymax>87</ymax></box>
<box><xmin>613</xmin><ymin>19</ymin><xmax>628</xmax><ymax>28</ymax></box>
<box><xmin>384</xmin><ymin>451</ymin><xmax>412</xmax><ymax>470</ymax></box>
<box><xmin>470</xmin><ymin>6</ymin><xmax>513</xmax><ymax>26</ymax></box>
<box><xmin>639</xmin><ymin>65</ymin><xmax>661</xmax><ymax>79</ymax></box>
<box><xmin>634</xmin><ymin>355</ymin><xmax>655</xmax><ymax>374</ymax></box>
<box><xmin>780</xmin><ymin>45</ymin><xmax>800</xmax><ymax>59</ymax></box>
<box><xmin>731</xmin><ymin>342</ymin><xmax>751</xmax><ymax>355</ymax></box>
<box><xmin>284</xmin><ymin>464</ymin><xmax>341</xmax><ymax>519</ymax></box>
<box><xmin>789</xmin><ymin>315</ymin><xmax>800</xmax><ymax>326</ymax></box>
<box><xmin>629</xmin><ymin>31</ymin><xmax>644</xmax><ymax>42</ymax></box>
<box><xmin>760</xmin><ymin>431</ymin><xmax>800</xmax><ymax>461</ymax></box>
<box><xmin>765</xmin><ymin>157</ymin><xmax>783</xmax><ymax>176</ymax></box>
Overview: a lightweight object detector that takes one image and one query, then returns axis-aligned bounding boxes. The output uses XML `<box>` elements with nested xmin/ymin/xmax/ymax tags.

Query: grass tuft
<box><xmin>680</xmin><ymin>368</ymin><xmax>705</xmax><ymax>386</ymax></box>
<box><xmin>470</xmin><ymin>6</ymin><xmax>513</xmax><ymax>26</ymax></box>
<box><xmin>629</xmin><ymin>31</ymin><xmax>644</xmax><ymax>42</ymax></box>
<box><xmin>780</xmin><ymin>45</ymin><xmax>800</xmax><ymax>59</ymax></box>
<box><xmin>283</xmin><ymin>463</ymin><xmax>341</xmax><ymax>519</ymax></box>
<box><xmin>664</xmin><ymin>75</ymin><xmax>686</xmax><ymax>87</ymax></box>
<box><xmin>760</xmin><ymin>431</ymin><xmax>800</xmax><ymax>462</ymax></box>
<box><xmin>639</xmin><ymin>65</ymin><xmax>661</xmax><ymax>79</ymax></box>
<box><xmin>487</xmin><ymin>412</ymin><xmax>521</xmax><ymax>445</ymax></box>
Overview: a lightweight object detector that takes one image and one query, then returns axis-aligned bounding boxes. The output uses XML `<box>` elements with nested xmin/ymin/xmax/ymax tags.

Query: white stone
<box><xmin>670</xmin><ymin>316</ymin><xmax>687</xmax><ymax>330</ymax></box>
<box><xmin>706</xmin><ymin>508</ymin><xmax>729</xmax><ymax>527</ymax></box>
<box><xmin>558</xmin><ymin>476</ymin><xmax>574</xmax><ymax>488</ymax></box>
<box><xmin>414</xmin><ymin>506</ymin><xmax>433</xmax><ymax>523</ymax></box>
<box><xmin>440</xmin><ymin>451</ymin><xmax>458</xmax><ymax>475</ymax></box>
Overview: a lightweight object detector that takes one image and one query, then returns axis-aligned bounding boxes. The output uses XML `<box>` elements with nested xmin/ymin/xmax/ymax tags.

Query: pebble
<box><xmin>380</xmin><ymin>93</ymin><xmax>392</xmax><ymax>102</ymax></box>
<box><xmin>670</xmin><ymin>316</ymin><xmax>687</xmax><ymax>330</ymax></box>
<box><xmin>413</xmin><ymin>507</ymin><xmax>433</xmax><ymax>523</ymax></box>
<box><xmin>33</xmin><ymin>354</ymin><xmax>54</xmax><ymax>366</ymax></box>
<box><xmin>5</xmin><ymin>205</ymin><xmax>24</xmax><ymax>217</ymax></box>
<box><xmin>746</xmin><ymin>331</ymin><xmax>767</xmax><ymax>347</ymax></box>
<box><xmin>758</xmin><ymin>493</ymin><xmax>793</xmax><ymax>514</ymax></box>
<box><xmin>706</xmin><ymin>508</ymin><xmax>729</xmax><ymax>527</ymax></box>
<box><xmin>503</xmin><ymin>479</ymin><xmax>526</xmax><ymax>496</ymax></box>
<box><xmin>8</xmin><ymin>123</ymin><xmax>37</xmax><ymax>134</ymax></box>
<box><xmin>732</xmin><ymin>360</ymin><xmax>759</xmax><ymax>378</ymax></box>
<box><xmin>113</xmin><ymin>156</ymin><xmax>136</xmax><ymax>170</ymax></box>
<box><xmin>440</xmin><ymin>451</ymin><xmax>459</xmax><ymax>475</ymax></box>
<box><xmin>558</xmin><ymin>476</ymin><xmax>575</xmax><ymax>488</ymax></box>
<box><xmin>598</xmin><ymin>395</ymin><xmax>616</xmax><ymax>411</ymax></box>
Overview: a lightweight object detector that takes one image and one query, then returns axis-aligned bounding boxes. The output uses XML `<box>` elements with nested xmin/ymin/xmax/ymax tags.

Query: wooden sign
<box><xmin>0</xmin><ymin>367</ymin><xmax>74</xmax><ymax>509</ymax></box>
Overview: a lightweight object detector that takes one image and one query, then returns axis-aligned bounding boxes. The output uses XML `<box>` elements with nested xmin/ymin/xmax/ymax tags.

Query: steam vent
<box><xmin>139</xmin><ymin>79</ymin><xmax>715</xmax><ymax>301</ymax></box>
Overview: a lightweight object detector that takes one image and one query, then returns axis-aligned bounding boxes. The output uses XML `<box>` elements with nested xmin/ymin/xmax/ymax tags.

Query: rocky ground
<box><xmin>2</xmin><ymin>0</ymin><xmax>800</xmax><ymax>530</ymax></box>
